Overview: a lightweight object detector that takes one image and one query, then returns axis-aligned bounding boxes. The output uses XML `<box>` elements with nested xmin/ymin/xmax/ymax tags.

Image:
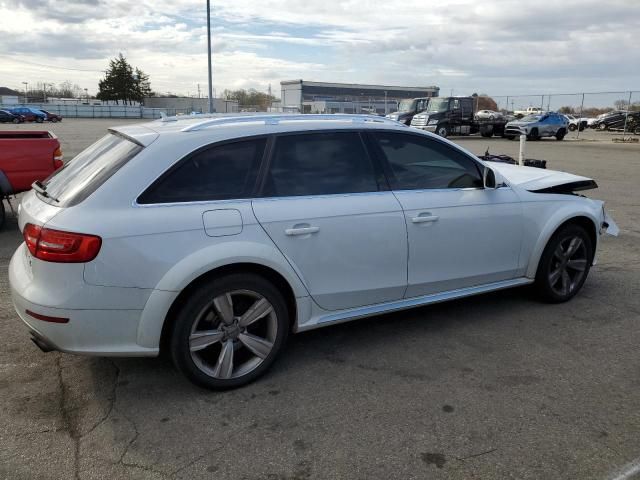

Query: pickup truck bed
<box><xmin>0</xmin><ymin>131</ymin><xmax>63</xmax><ymax>228</ymax></box>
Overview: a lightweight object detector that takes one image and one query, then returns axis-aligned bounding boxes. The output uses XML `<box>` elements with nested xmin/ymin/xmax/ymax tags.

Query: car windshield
<box><xmin>426</xmin><ymin>99</ymin><xmax>449</xmax><ymax>113</ymax></box>
<box><xmin>41</xmin><ymin>133</ymin><xmax>143</xmax><ymax>207</ymax></box>
<box><xmin>520</xmin><ymin>115</ymin><xmax>542</xmax><ymax>122</ymax></box>
<box><xmin>397</xmin><ymin>100</ymin><xmax>416</xmax><ymax>112</ymax></box>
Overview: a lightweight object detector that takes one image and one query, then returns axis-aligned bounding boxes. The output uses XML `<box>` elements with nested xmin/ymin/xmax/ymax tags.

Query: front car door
<box><xmin>252</xmin><ymin>131</ymin><xmax>407</xmax><ymax>311</ymax></box>
<box><xmin>367</xmin><ymin>131</ymin><xmax>523</xmax><ymax>298</ymax></box>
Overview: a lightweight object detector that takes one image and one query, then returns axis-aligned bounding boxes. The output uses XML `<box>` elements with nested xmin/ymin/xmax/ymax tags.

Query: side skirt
<box><xmin>297</xmin><ymin>277</ymin><xmax>533</xmax><ymax>332</ymax></box>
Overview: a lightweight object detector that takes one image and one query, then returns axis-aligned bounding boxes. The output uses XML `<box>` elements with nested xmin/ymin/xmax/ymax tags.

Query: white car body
<box><xmin>9</xmin><ymin>114</ymin><xmax>617</xmax><ymax>361</ymax></box>
<box><xmin>475</xmin><ymin>110</ymin><xmax>501</xmax><ymax>120</ymax></box>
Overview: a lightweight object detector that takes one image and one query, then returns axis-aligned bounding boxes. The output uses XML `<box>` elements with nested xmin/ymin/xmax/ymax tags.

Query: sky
<box><xmin>0</xmin><ymin>0</ymin><xmax>638</xmax><ymax>103</ymax></box>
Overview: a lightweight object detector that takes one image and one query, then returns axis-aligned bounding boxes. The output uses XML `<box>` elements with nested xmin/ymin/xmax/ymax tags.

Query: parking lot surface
<box><xmin>1</xmin><ymin>119</ymin><xmax>639</xmax><ymax>480</ymax></box>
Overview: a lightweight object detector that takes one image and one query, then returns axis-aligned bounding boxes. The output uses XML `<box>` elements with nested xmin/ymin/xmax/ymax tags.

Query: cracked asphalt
<box><xmin>1</xmin><ymin>120</ymin><xmax>639</xmax><ymax>479</ymax></box>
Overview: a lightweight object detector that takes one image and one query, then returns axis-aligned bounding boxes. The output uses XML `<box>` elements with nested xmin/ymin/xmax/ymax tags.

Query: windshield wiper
<box><xmin>32</xmin><ymin>181</ymin><xmax>59</xmax><ymax>203</ymax></box>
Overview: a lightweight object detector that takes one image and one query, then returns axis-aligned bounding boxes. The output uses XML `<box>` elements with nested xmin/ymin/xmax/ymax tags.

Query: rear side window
<box><xmin>371</xmin><ymin>132</ymin><xmax>483</xmax><ymax>190</ymax></box>
<box><xmin>138</xmin><ymin>138</ymin><xmax>265</xmax><ymax>204</ymax></box>
<box><xmin>262</xmin><ymin>132</ymin><xmax>379</xmax><ymax>197</ymax></box>
<box><xmin>43</xmin><ymin>133</ymin><xmax>142</xmax><ymax>206</ymax></box>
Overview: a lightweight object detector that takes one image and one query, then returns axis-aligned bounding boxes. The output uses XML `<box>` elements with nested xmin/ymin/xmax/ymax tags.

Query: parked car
<box><xmin>514</xmin><ymin>107</ymin><xmax>543</xmax><ymax>118</ymax></box>
<box><xmin>0</xmin><ymin>131</ymin><xmax>63</xmax><ymax>228</ymax></box>
<box><xmin>594</xmin><ymin>110</ymin><xmax>640</xmax><ymax>131</ymax></box>
<box><xmin>40</xmin><ymin>110</ymin><xmax>63</xmax><ymax>123</ymax></box>
<box><xmin>0</xmin><ymin>109</ymin><xmax>24</xmax><ymax>124</ymax></box>
<box><xmin>505</xmin><ymin>112</ymin><xmax>568</xmax><ymax>140</ymax></box>
<box><xmin>563</xmin><ymin>114</ymin><xmax>588</xmax><ymax>131</ymax></box>
<box><xmin>475</xmin><ymin>110</ymin><xmax>502</xmax><ymax>120</ymax></box>
<box><xmin>9</xmin><ymin>114</ymin><xmax>618</xmax><ymax>389</ymax></box>
<box><xmin>10</xmin><ymin>107</ymin><xmax>47</xmax><ymax>123</ymax></box>
<box><xmin>386</xmin><ymin>97</ymin><xmax>430</xmax><ymax>125</ymax></box>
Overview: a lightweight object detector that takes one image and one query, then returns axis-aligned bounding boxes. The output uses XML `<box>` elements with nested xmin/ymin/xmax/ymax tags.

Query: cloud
<box><xmin>0</xmin><ymin>0</ymin><xmax>638</xmax><ymax>99</ymax></box>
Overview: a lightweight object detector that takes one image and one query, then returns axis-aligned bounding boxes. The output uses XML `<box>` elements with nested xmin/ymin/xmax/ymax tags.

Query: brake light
<box><xmin>23</xmin><ymin>223</ymin><xmax>101</xmax><ymax>263</ymax></box>
<box><xmin>53</xmin><ymin>147</ymin><xmax>63</xmax><ymax>169</ymax></box>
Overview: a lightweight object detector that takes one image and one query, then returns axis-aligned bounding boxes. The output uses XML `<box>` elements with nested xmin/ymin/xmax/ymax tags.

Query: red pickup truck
<box><xmin>0</xmin><ymin>131</ymin><xmax>63</xmax><ymax>228</ymax></box>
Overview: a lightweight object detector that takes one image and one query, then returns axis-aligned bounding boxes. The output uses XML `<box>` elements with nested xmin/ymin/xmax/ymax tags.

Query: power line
<box><xmin>0</xmin><ymin>55</ymin><xmax>104</xmax><ymax>73</ymax></box>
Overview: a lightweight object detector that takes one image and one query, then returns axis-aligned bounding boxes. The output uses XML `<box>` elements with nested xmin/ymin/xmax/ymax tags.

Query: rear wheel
<box><xmin>598</xmin><ymin>122</ymin><xmax>607</xmax><ymax>131</ymax></box>
<box><xmin>36</xmin><ymin>117</ymin><xmax>43</xmax><ymax>123</ymax></box>
<box><xmin>534</xmin><ymin>224</ymin><xmax>592</xmax><ymax>303</ymax></box>
<box><xmin>556</xmin><ymin>128</ymin><xmax>566</xmax><ymax>140</ymax></box>
<box><xmin>12</xmin><ymin>118</ymin><xmax>18</xmax><ymax>124</ymax></box>
<box><xmin>436</xmin><ymin>125</ymin><xmax>449</xmax><ymax>138</ymax></box>
<box><xmin>170</xmin><ymin>273</ymin><xmax>289</xmax><ymax>390</ymax></box>
<box><xmin>51</xmin><ymin>118</ymin><xmax>58</xmax><ymax>123</ymax></box>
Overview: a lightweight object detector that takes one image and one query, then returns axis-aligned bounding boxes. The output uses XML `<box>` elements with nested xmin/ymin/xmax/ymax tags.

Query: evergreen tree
<box><xmin>97</xmin><ymin>53</ymin><xmax>152</xmax><ymax>104</ymax></box>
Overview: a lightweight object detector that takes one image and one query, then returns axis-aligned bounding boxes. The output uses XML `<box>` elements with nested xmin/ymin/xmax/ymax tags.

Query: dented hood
<box><xmin>489</xmin><ymin>162</ymin><xmax>598</xmax><ymax>193</ymax></box>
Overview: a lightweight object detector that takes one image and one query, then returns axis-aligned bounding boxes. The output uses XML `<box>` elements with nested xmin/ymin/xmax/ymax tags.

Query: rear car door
<box><xmin>252</xmin><ymin>131</ymin><xmax>407</xmax><ymax>311</ymax></box>
<box><xmin>368</xmin><ymin>131</ymin><xmax>523</xmax><ymax>298</ymax></box>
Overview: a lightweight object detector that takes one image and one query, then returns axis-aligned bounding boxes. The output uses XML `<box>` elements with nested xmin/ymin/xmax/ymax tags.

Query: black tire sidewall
<box><xmin>535</xmin><ymin>224</ymin><xmax>593</xmax><ymax>303</ymax></box>
<box><xmin>0</xmin><ymin>199</ymin><xmax>5</xmax><ymax>230</ymax></box>
<box><xmin>170</xmin><ymin>273</ymin><xmax>290</xmax><ymax>390</ymax></box>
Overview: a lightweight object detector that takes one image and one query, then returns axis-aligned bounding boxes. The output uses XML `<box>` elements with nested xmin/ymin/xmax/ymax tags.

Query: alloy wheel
<box><xmin>548</xmin><ymin>236</ymin><xmax>588</xmax><ymax>297</ymax></box>
<box><xmin>188</xmin><ymin>289</ymin><xmax>277</xmax><ymax>380</ymax></box>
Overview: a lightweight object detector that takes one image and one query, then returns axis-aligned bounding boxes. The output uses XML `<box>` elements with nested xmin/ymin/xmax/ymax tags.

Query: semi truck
<box><xmin>409</xmin><ymin>96</ymin><xmax>508</xmax><ymax>138</ymax></box>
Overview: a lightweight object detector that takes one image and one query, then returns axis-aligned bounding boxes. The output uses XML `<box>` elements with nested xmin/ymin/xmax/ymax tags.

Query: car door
<box><xmin>252</xmin><ymin>131</ymin><xmax>407</xmax><ymax>311</ymax></box>
<box><xmin>367</xmin><ymin>131</ymin><xmax>523</xmax><ymax>298</ymax></box>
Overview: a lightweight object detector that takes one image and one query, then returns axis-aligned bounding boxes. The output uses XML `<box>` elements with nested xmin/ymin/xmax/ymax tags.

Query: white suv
<box><xmin>9</xmin><ymin>114</ymin><xmax>618</xmax><ymax>389</ymax></box>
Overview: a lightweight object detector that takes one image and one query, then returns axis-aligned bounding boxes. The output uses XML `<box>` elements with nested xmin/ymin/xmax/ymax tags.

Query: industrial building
<box><xmin>280</xmin><ymin>80</ymin><xmax>439</xmax><ymax>115</ymax></box>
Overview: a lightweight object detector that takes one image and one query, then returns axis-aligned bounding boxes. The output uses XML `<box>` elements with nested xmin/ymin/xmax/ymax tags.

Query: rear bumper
<box><xmin>9</xmin><ymin>244</ymin><xmax>158</xmax><ymax>357</ymax></box>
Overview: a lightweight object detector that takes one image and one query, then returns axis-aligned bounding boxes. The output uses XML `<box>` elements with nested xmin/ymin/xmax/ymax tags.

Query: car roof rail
<box><xmin>179</xmin><ymin>114</ymin><xmax>405</xmax><ymax>132</ymax></box>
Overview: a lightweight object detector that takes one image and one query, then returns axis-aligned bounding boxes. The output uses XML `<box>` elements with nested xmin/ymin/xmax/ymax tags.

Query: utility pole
<box><xmin>197</xmin><ymin>83</ymin><xmax>201</xmax><ymax>98</ymax></box>
<box><xmin>206</xmin><ymin>0</ymin><xmax>214</xmax><ymax>113</ymax></box>
<box><xmin>384</xmin><ymin>91</ymin><xmax>388</xmax><ymax>115</ymax></box>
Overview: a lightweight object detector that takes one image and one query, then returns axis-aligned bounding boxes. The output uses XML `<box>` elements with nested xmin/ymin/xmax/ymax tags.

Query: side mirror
<box><xmin>483</xmin><ymin>167</ymin><xmax>504</xmax><ymax>189</ymax></box>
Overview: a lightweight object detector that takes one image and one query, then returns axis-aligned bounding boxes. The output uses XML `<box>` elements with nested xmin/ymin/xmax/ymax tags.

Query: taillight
<box><xmin>53</xmin><ymin>147</ymin><xmax>64</xmax><ymax>169</ymax></box>
<box><xmin>23</xmin><ymin>223</ymin><xmax>101</xmax><ymax>263</ymax></box>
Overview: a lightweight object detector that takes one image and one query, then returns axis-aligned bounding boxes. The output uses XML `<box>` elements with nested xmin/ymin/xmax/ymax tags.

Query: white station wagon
<box><xmin>9</xmin><ymin>114</ymin><xmax>618</xmax><ymax>389</ymax></box>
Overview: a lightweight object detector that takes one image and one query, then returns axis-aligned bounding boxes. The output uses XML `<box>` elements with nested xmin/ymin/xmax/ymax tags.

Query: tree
<box><xmin>471</xmin><ymin>93</ymin><xmax>498</xmax><ymax>111</ymax></box>
<box><xmin>558</xmin><ymin>106</ymin><xmax>575</xmax><ymax>114</ymax></box>
<box><xmin>97</xmin><ymin>53</ymin><xmax>152</xmax><ymax>104</ymax></box>
<box><xmin>222</xmin><ymin>88</ymin><xmax>277</xmax><ymax>111</ymax></box>
<box><xmin>614</xmin><ymin>99</ymin><xmax>628</xmax><ymax>111</ymax></box>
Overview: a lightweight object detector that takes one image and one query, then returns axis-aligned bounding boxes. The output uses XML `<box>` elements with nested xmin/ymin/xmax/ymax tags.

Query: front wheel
<box><xmin>556</xmin><ymin>128</ymin><xmax>566</xmax><ymax>140</ymax></box>
<box><xmin>12</xmin><ymin>118</ymin><xmax>18</xmax><ymax>124</ymax></box>
<box><xmin>170</xmin><ymin>273</ymin><xmax>290</xmax><ymax>390</ymax></box>
<box><xmin>51</xmin><ymin>118</ymin><xmax>58</xmax><ymax>123</ymax></box>
<box><xmin>568</xmin><ymin>123</ymin><xmax>577</xmax><ymax>131</ymax></box>
<box><xmin>36</xmin><ymin>117</ymin><xmax>43</xmax><ymax>123</ymax></box>
<box><xmin>436</xmin><ymin>125</ymin><xmax>449</xmax><ymax>138</ymax></box>
<box><xmin>527</xmin><ymin>128</ymin><xmax>539</xmax><ymax>141</ymax></box>
<box><xmin>534</xmin><ymin>224</ymin><xmax>593</xmax><ymax>303</ymax></box>
<box><xmin>598</xmin><ymin>123</ymin><xmax>607</xmax><ymax>131</ymax></box>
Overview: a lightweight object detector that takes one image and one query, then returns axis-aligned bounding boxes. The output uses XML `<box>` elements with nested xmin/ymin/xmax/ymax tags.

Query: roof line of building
<box><xmin>280</xmin><ymin>79</ymin><xmax>439</xmax><ymax>91</ymax></box>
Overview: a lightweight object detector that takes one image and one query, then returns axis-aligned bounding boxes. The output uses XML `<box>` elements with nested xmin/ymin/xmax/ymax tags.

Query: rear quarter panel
<box><xmin>0</xmin><ymin>132</ymin><xmax>59</xmax><ymax>193</ymax></box>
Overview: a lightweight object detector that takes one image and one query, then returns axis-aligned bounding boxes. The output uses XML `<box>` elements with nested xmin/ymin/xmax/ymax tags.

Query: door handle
<box><xmin>285</xmin><ymin>226</ymin><xmax>320</xmax><ymax>236</ymax></box>
<box><xmin>412</xmin><ymin>214</ymin><xmax>439</xmax><ymax>224</ymax></box>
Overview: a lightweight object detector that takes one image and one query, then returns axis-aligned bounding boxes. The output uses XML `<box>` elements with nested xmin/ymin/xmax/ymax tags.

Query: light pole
<box><xmin>22</xmin><ymin>82</ymin><xmax>28</xmax><ymax>103</ymax></box>
<box><xmin>206</xmin><ymin>0</ymin><xmax>214</xmax><ymax>113</ymax></box>
<box><xmin>384</xmin><ymin>90</ymin><xmax>388</xmax><ymax>115</ymax></box>
<box><xmin>84</xmin><ymin>88</ymin><xmax>88</xmax><ymax>104</ymax></box>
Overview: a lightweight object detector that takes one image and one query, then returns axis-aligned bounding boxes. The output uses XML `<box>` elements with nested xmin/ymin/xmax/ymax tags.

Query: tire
<box><xmin>170</xmin><ymin>273</ymin><xmax>290</xmax><ymax>390</ymax></box>
<box><xmin>0</xmin><ymin>199</ymin><xmax>5</xmax><ymax>230</ymax></box>
<box><xmin>481</xmin><ymin>131</ymin><xmax>493</xmax><ymax>138</ymax></box>
<box><xmin>36</xmin><ymin>117</ymin><xmax>43</xmax><ymax>123</ymax></box>
<box><xmin>505</xmin><ymin>135</ymin><xmax>515</xmax><ymax>140</ymax></box>
<box><xmin>598</xmin><ymin>123</ymin><xmax>607</xmax><ymax>131</ymax></box>
<box><xmin>635</xmin><ymin>126</ymin><xmax>640</xmax><ymax>135</ymax></box>
<box><xmin>568</xmin><ymin>123</ymin><xmax>577</xmax><ymax>131</ymax></box>
<box><xmin>12</xmin><ymin>118</ymin><xmax>19</xmax><ymax>124</ymax></box>
<box><xmin>556</xmin><ymin>128</ymin><xmax>566</xmax><ymax>141</ymax></box>
<box><xmin>527</xmin><ymin>128</ymin><xmax>539</xmax><ymax>141</ymax></box>
<box><xmin>51</xmin><ymin>118</ymin><xmax>58</xmax><ymax>123</ymax></box>
<box><xmin>534</xmin><ymin>224</ymin><xmax>593</xmax><ymax>303</ymax></box>
<box><xmin>436</xmin><ymin>125</ymin><xmax>449</xmax><ymax>138</ymax></box>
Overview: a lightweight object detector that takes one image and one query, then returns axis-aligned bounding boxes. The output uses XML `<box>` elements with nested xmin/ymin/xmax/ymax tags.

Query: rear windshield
<box><xmin>41</xmin><ymin>133</ymin><xmax>142</xmax><ymax>206</ymax></box>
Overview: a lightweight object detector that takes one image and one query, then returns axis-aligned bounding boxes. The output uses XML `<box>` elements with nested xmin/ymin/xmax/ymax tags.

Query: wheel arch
<box><xmin>526</xmin><ymin>213</ymin><xmax>599</xmax><ymax>278</ymax></box>
<box><xmin>135</xmin><ymin>243</ymin><xmax>309</xmax><ymax>351</ymax></box>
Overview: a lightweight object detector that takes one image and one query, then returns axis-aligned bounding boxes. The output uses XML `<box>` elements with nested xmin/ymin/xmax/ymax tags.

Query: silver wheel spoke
<box><xmin>567</xmin><ymin>258</ymin><xmax>587</xmax><ymax>272</ymax></box>
<box><xmin>554</xmin><ymin>245</ymin><xmax>566</xmax><ymax>261</ymax></box>
<box><xmin>549</xmin><ymin>267</ymin><xmax>562</xmax><ymax>286</ymax></box>
<box><xmin>566</xmin><ymin>237</ymin><xmax>582</xmax><ymax>256</ymax></box>
<box><xmin>238</xmin><ymin>298</ymin><xmax>273</xmax><ymax>328</ymax></box>
<box><xmin>189</xmin><ymin>330</ymin><xmax>224</xmax><ymax>352</ymax></box>
<box><xmin>561</xmin><ymin>270</ymin><xmax>571</xmax><ymax>295</ymax></box>
<box><xmin>212</xmin><ymin>340</ymin><xmax>234</xmax><ymax>379</ymax></box>
<box><xmin>213</xmin><ymin>293</ymin><xmax>234</xmax><ymax>325</ymax></box>
<box><xmin>238</xmin><ymin>333</ymin><xmax>273</xmax><ymax>359</ymax></box>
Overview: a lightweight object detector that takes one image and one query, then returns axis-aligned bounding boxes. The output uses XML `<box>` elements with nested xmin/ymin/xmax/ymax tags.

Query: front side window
<box><xmin>262</xmin><ymin>132</ymin><xmax>379</xmax><ymax>197</ymax></box>
<box><xmin>371</xmin><ymin>132</ymin><xmax>483</xmax><ymax>190</ymax></box>
<box><xmin>138</xmin><ymin>138</ymin><xmax>265</xmax><ymax>204</ymax></box>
